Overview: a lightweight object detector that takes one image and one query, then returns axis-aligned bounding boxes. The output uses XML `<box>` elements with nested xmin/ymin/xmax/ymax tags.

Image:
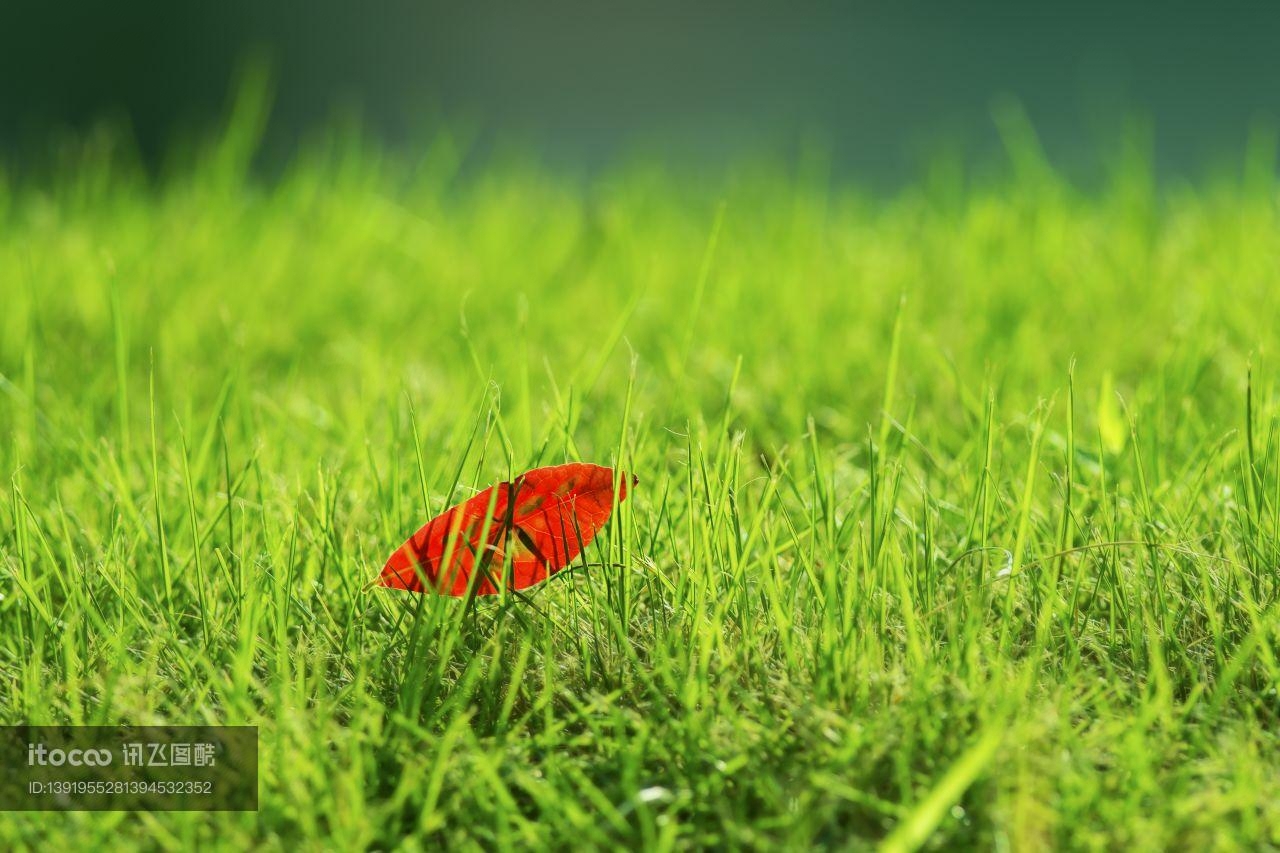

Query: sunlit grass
<box><xmin>2</xmin><ymin>100</ymin><xmax>1279</xmax><ymax>849</ymax></box>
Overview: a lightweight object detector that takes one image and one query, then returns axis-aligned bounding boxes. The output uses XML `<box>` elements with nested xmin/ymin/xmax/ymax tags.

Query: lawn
<box><xmin>2</xmin><ymin>105</ymin><xmax>1279</xmax><ymax>849</ymax></box>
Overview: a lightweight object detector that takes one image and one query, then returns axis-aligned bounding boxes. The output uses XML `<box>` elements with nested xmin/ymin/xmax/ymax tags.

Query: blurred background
<box><xmin>2</xmin><ymin>1</ymin><xmax>1279</xmax><ymax>185</ymax></box>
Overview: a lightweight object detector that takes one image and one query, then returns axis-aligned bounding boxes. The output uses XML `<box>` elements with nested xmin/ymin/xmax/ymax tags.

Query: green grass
<box><xmin>3</xmin><ymin>106</ymin><xmax>1280</xmax><ymax>850</ymax></box>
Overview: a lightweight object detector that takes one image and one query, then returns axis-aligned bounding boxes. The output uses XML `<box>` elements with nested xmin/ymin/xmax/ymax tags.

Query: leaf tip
<box><xmin>376</xmin><ymin>546</ymin><xmax>420</xmax><ymax>592</ymax></box>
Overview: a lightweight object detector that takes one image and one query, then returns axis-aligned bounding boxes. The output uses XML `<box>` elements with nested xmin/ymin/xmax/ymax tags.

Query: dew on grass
<box><xmin>636</xmin><ymin>786</ymin><xmax>672</xmax><ymax>805</ymax></box>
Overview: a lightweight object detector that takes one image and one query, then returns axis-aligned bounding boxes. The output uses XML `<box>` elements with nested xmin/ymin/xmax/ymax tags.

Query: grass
<box><xmin>2</xmin><ymin>101</ymin><xmax>1280</xmax><ymax>849</ymax></box>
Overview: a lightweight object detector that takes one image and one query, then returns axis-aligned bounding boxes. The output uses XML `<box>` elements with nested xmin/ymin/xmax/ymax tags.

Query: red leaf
<box><xmin>378</xmin><ymin>463</ymin><xmax>635</xmax><ymax>596</ymax></box>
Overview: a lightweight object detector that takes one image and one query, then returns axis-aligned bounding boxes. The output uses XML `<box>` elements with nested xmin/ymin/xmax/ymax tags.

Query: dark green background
<box><xmin>3</xmin><ymin>1</ymin><xmax>1278</xmax><ymax>183</ymax></box>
